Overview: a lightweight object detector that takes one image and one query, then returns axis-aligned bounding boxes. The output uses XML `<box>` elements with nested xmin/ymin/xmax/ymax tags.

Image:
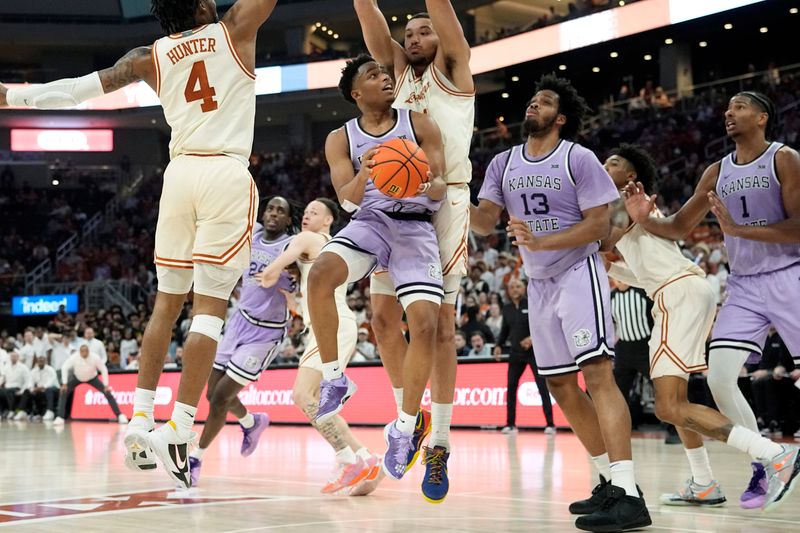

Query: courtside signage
<box><xmin>12</xmin><ymin>294</ymin><xmax>79</xmax><ymax>316</ymax></box>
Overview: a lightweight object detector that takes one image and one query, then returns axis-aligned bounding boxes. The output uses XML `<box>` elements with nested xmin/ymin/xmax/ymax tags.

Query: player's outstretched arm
<box><xmin>223</xmin><ymin>0</ymin><xmax>278</xmax><ymax>41</ymax></box>
<box><xmin>325</xmin><ymin>128</ymin><xmax>374</xmax><ymax>210</ymax></box>
<box><xmin>625</xmin><ymin>162</ymin><xmax>719</xmax><ymax>241</ymax></box>
<box><xmin>257</xmin><ymin>233</ymin><xmax>321</xmax><ymax>288</ymax></box>
<box><xmin>410</xmin><ymin>111</ymin><xmax>446</xmax><ymax>201</ymax></box>
<box><xmin>354</xmin><ymin>0</ymin><xmax>407</xmax><ymax>78</ymax></box>
<box><xmin>708</xmin><ymin>147</ymin><xmax>800</xmax><ymax>243</ymax></box>
<box><xmin>425</xmin><ymin>0</ymin><xmax>473</xmax><ymax>92</ymax></box>
<box><xmin>508</xmin><ymin>204</ymin><xmax>611</xmax><ymax>252</ymax></box>
<box><xmin>1</xmin><ymin>47</ymin><xmax>153</xmax><ymax>109</ymax></box>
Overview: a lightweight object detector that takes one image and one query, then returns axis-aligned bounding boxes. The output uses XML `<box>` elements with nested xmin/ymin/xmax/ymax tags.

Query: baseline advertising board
<box><xmin>71</xmin><ymin>362</ymin><xmax>581</xmax><ymax>427</ymax></box>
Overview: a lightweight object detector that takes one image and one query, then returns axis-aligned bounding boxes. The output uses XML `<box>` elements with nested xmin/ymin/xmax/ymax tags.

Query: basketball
<box><xmin>370</xmin><ymin>138</ymin><xmax>430</xmax><ymax>199</ymax></box>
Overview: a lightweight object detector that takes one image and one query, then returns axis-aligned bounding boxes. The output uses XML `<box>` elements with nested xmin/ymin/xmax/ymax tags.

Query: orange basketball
<box><xmin>370</xmin><ymin>138</ymin><xmax>429</xmax><ymax>199</ymax></box>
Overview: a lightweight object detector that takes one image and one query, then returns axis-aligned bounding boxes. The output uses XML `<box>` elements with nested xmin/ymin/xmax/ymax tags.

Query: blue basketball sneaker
<box><xmin>405</xmin><ymin>409</ymin><xmax>431</xmax><ymax>473</ymax></box>
<box><xmin>421</xmin><ymin>445</ymin><xmax>449</xmax><ymax>503</ymax></box>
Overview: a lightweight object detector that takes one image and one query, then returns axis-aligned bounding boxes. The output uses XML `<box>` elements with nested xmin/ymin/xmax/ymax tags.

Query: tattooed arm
<box><xmin>1</xmin><ymin>46</ymin><xmax>154</xmax><ymax>109</ymax></box>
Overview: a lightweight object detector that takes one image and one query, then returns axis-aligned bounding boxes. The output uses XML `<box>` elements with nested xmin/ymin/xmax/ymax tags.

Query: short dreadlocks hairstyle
<box><xmin>261</xmin><ymin>196</ymin><xmax>304</xmax><ymax>235</ymax></box>
<box><xmin>151</xmin><ymin>0</ymin><xmax>198</xmax><ymax>35</ymax></box>
<box><xmin>737</xmin><ymin>91</ymin><xmax>777</xmax><ymax>138</ymax></box>
<box><xmin>338</xmin><ymin>54</ymin><xmax>376</xmax><ymax>104</ymax></box>
<box><xmin>610</xmin><ymin>144</ymin><xmax>659</xmax><ymax>193</ymax></box>
<box><xmin>534</xmin><ymin>73</ymin><xmax>591</xmax><ymax>140</ymax></box>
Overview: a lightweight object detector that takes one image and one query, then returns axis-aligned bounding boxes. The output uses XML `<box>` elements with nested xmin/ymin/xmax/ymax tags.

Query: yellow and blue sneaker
<box><xmin>421</xmin><ymin>445</ymin><xmax>449</xmax><ymax>503</ymax></box>
<box><xmin>405</xmin><ymin>409</ymin><xmax>431</xmax><ymax>473</ymax></box>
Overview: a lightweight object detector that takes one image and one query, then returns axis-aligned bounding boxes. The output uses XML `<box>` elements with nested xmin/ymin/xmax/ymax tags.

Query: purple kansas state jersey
<box><xmin>236</xmin><ymin>225</ymin><xmax>294</xmax><ymax>325</ymax></box>
<box><xmin>716</xmin><ymin>142</ymin><xmax>800</xmax><ymax>275</ymax></box>
<box><xmin>345</xmin><ymin>108</ymin><xmax>441</xmax><ymax>215</ymax></box>
<box><xmin>479</xmin><ymin>140</ymin><xmax>619</xmax><ymax>279</ymax></box>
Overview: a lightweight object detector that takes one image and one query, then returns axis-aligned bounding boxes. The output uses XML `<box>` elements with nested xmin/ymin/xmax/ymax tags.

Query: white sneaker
<box><xmin>147</xmin><ymin>422</ymin><xmax>195</xmax><ymax>489</ymax></box>
<box><xmin>13</xmin><ymin>411</ymin><xmax>27</xmax><ymax>421</ymax></box>
<box><xmin>123</xmin><ymin>414</ymin><xmax>157</xmax><ymax>472</ymax></box>
<box><xmin>500</xmin><ymin>426</ymin><xmax>518</xmax><ymax>434</ymax></box>
<box><xmin>544</xmin><ymin>426</ymin><xmax>557</xmax><ymax>435</ymax></box>
<box><xmin>43</xmin><ymin>410</ymin><xmax>55</xmax><ymax>421</ymax></box>
<box><xmin>53</xmin><ymin>416</ymin><xmax>65</xmax><ymax>425</ymax></box>
<box><xmin>118</xmin><ymin>414</ymin><xmax>129</xmax><ymax>424</ymax></box>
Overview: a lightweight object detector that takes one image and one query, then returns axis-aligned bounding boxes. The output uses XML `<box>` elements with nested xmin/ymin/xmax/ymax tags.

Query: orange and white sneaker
<box><xmin>321</xmin><ymin>457</ymin><xmax>369</xmax><ymax>494</ymax></box>
<box><xmin>660</xmin><ymin>478</ymin><xmax>726</xmax><ymax>506</ymax></box>
<box><xmin>123</xmin><ymin>412</ymin><xmax>157</xmax><ymax>472</ymax></box>
<box><xmin>350</xmin><ymin>454</ymin><xmax>384</xmax><ymax>496</ymax></box>
<box><xmin>763</xmin><ymin>445</ymin><xmax>800</xmax><ymax>512</ymax></box>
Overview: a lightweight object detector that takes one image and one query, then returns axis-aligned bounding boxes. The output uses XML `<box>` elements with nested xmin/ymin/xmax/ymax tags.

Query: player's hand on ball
<box><xmin>707</xmin><ymin>191</ymin><xmax>741</xmax><ymax>236</ymax></box>
<box><xmin>0</xmin><ymin>83</ymin><xmax>7</xmax><ymax>107</ymax></box>
<box><xmin>358</xmin><ymin>147</ymin><xmax>380</xmax><ymax>179</ymax></box>
<box><xmin>507</xmin><ymin>216</ymin><xmax>540</xmax><ymax>251</ymax></box>
<box><xmin>623</xmin><ymin>181</ymin><xmax>656</xmax><ymax>223</ymax></box>
<box><xmin>416</xmin><ymin>171</ymin><xmax>446</xmax><ymax>201</ymax></box>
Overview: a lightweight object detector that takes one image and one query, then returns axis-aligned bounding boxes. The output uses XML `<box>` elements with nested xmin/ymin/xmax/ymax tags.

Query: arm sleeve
<box><xmin>7</xmin><ymin>72</ymin><xmax>105</xmax><ymax>109</ymax></box>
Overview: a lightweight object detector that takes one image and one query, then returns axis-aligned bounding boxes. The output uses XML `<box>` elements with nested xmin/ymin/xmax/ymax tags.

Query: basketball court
<box><xmin>1</xmin><ymin>422</ymin><xmax>796</xmax><ymax>531</ymax></box>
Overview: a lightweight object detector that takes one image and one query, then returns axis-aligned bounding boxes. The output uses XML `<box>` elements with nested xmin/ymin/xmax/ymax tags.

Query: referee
<box><xmin>610</xmin><ymin>281</ymin><xmax>653</xmax><ymax>406</ymax></box>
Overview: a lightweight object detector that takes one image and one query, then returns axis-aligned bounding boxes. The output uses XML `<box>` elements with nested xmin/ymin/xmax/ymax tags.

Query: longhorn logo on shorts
<box><xmin>572</xmin><ymin>328</ymin><xmax>592</xmax><ymax>348</ymax></box>
<box><xmin>428</xmin><ymin>263</ymin><xmax>443</xmax><ymax>281</ymax></box>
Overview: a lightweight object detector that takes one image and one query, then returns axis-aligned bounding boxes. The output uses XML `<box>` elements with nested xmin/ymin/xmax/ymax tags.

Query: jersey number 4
<box><xmin>185</xmin><ymin>61</ymin><xmax>218</xmax><ymax>112</ymax></box>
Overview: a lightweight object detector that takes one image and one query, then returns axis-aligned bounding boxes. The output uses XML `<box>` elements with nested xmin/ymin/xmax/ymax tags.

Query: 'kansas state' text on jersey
<box><xmin>716</xmin><ymin>142</ymin><xmax>800</xmax><ymax>275</ymax></box>
<box><xmin>479</xmin><ymin>140</ymin><xmax>619</xmax><ymax>279</ymax></box>
<box><xmin>344</xmin><ymin>108</ymin><xmax>441</xmax><ymax>216</ymax></box>
<box><xmin>236</xmin><ymin>225</ymin><xmax>295</xmax><ymax>326</ymax></box>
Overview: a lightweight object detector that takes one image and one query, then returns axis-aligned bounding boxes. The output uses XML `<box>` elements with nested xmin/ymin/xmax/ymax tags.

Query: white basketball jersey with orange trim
<box><xmin>297</xmin><ymin>232</ymin><xmax>354</xmax><ymax>326</ymax></box>
<box><xmin>393</xmin><ymin>64</ymin><xmax>474</xmax><ymax>184</ymax></box>
<box><xmin>153</xmin><ymin>22</ymin><xmax>255</xmax><ymax>165</ymax></box>
<box><xmin>613</xmin><ymin>209</ymin><xmax>705</xmax><ymax>297</ymax></box>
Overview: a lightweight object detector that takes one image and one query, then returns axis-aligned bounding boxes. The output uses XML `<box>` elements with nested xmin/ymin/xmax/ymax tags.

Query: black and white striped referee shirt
<box><xmin>610</xmin><ymin>286</ymin><xmax>654</xmax><ymax>343</ymax></box>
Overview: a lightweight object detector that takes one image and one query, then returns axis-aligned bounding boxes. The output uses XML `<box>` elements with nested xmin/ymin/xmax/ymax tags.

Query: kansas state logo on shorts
<box><xmin>244</xmin><ymin>356</ymin><xmax>260</xmax><ymax>370</ymax></box>
<box><xmin>428</xmin><ymin>263</ymin><xmax>443</xmax><ymax>281</ymax></box>
<box><xmin>572</xmin><ymin>328</ymin><xmax>592</xmax><ymax>348</ymax></box>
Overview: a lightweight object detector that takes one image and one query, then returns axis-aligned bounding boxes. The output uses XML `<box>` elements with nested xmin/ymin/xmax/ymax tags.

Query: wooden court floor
<box><xmin>0</xmin><ymin>421</ymin><xmax>797</xmax><ymax>532</ymax></box>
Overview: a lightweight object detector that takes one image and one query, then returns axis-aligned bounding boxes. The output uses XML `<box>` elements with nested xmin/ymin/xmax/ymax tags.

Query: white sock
<box><xmin>238</xmin><ymin>412</ymin><xmax>255</xmax><ymax>429</ymax></box>
<box><xmin>392</xmin><ymin>387</ymin><xmax>404</xmax><ymax>417</ymax></box>
<box><xmin>133</xmin><ymin>388</ymin><xmax>155</xmax><ymax>419</ymax></box>
<box><xmin>335</xmin><ymin>446</ymin><xmax>357</xmax><ymax>464</ymax></box>
<box><xmin>322</xmin><ymin>361</ymin><xmax>342</xmax><ymax>381</ymax></box>
<box><xmin>684</xmin><ymin>446</ymin><xmax>714</xmax><ymax>486</ymax></box>
<box><xmin>356</xmin><ymin>447</ymin><xmax>372</xmax><ymax>461</ymax></box>
<box><xmin>610</xmin><ymin>460</ymin><xmax>638</xmax><ymax>497</ymax></box>
<box><xmin>591</xmin><ymin>453</ymin><xmax>612</xmax><ymax>483</ymax></box>
<box><xmin>191</xmin><ymin>447</ymin><xmax>206</xmax><ymax>460</ymax></box>
<box><xmin>170</xmin><ymin>402</ymin><xmax>197</xmax><ymax>441</ymax></box>
<box><xmin>708</xmin><ymin>349</ymin><xmax>759</xmax><ymax>434</ymax></box>
<box><xmin>430</xmin><ymin>402</ymin><xmax>452</xmax><ymax>450</ymax></box>
<box><xmin>726</xmin><ymin>425</ymin><xmax>784</xmax><ymax>460</ymax></box>
<box><xmin>395</xmin><ymin>410</ymin><xmax>417</xmax><ymax>435</ymax></box>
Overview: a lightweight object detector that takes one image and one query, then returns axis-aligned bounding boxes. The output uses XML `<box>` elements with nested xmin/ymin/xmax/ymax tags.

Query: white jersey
<box><xmin>153</xmin><ymin>22</ymin><xmax>255</xmax><ymax>165</ymax></box>
<box><xmin>393</xmin><ymin>63</ymin><xmax>474</xmax><ymax>185</ymax></box>
<box><xmin>609</xmin><ymin>209</ymin><xmax>705</xmax><ymax>297</ymax></box>
<box><xmin>297</xmin><ymin>232</ymin><xmax>355</xmax><ymax>326</ymax></box>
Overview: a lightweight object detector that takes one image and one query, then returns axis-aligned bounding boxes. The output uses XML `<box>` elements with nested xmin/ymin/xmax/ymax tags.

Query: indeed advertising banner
<box><xmin>12</xmin><ymin>294</ymin><xmax>79</xmax><ymax>316</ymax></box>
<box><xmin>71</xmin><ymin>363</ymin><xmax>579</xmax><ymax>428</ymax></box>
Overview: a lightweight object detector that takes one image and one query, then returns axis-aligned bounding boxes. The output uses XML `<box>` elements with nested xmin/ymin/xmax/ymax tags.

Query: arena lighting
<box><xmin>644</xmin><ymin>54</ymin><xmax>653</xmax><ymax>60</ymax></box>
<box><xmin>511</xmin><ymin>75</ymin><xmax>520</xmax><ymax>81</ymax></box>
<box><xmin>592</xmin><ymin>66</ymin><xmax>601</xmax><ymax>72</ymax></box>
<box><xmin>664</xmin><ymin>37</ymin><xmax>674</xmax><ymax>44</ymax></box>
<box><xmin>699</xmin><ymin>41</ymin><xmax>708</xmax><ymax>47</ymax></box>
<box><xmin>501</xmin><ymin>92</ymin><xmax>510</xmax><ymax>98</ymax></box>
<box><xmin>724</xmin><ymin>23</ymin><xmax>733</xmax><ymax>29</ymax></box>
<box><xmin>791</xmin><ymin>7</ymin><xmax>798</xmax><ymax>14</ymax></box>
<box><xmin>610</xmin><ymin>51</ymin><xmax>619</xmax><ymax>57</ymax></box>
<box><xmin>391</xmin><ymin>15</ymin><xmax>397</xmax><ymax>21</ymax></box>
<box><xmin>11</xmin><ymin>129</ymin><xmax>113</xmax><ymax>152</ymax></box>
<box><xmin>558</xmin><ymin>64</ymin><xmax>567</xmax><ymax>70</ymax></box>
<box><xmin>3</xmin><ymin>0</ymin><xmax>767</xmax><ymax>109</ymax></box>
<box><xmin>760</xmin><ymin>26</ymin><xmax>768</xmax><ymax>33</ymax></box>
<box><xmin>406</xmin><ymin>14</ymin><xmax>412</xmax><ymax>20</ymax></box>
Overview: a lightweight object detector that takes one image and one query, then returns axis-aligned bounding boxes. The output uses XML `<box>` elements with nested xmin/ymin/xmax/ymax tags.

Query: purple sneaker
<box><xmin>241</xmin><ymin>413</ymin><xmax>270</xmax><ymax>457</ymax></box>
<box><xmin>316</xmin><ymin>375</ymin><xmax>357</xmax><ymax>423</ymax></box>
<box><xmin>382</xmin><ymin>421</ymin><xmax>414</xmax><ymax>480</ymax></box>
<box><xmin>740</xmin><ymin>462</ymin><xmax>767</xmax><ymax>509</ymax></box>
<box><xmin>189</xmin><ymin>456</ymin><xmax>202</xmax><ymax>487</ymax></box>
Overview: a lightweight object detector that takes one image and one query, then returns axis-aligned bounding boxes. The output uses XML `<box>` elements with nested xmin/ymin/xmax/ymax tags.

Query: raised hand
<box><xmin>623</xmin><ymin>181</ymin><xmax>656</xmax><ymax>223</ymax></box>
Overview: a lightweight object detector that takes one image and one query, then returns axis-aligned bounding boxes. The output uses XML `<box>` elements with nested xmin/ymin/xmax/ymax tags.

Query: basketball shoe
<box><xmin>351</xmin><ymin>455</ymin><xmax>384</xmax><ymax>496</ymax></box>
<box><xmin>660</xmin><ymin>479</ymin><xmax>726</xmax><ymax>506</ymax></box>
<box><xmin>321</xmin><ymin>457</ymin><xmax>369</xmax><ymax>494</ymax></box>
<box><xmin>317</xmin><ymin>375</ymin><xmax>357</xmax><ymax>423</ymax></box>
<box><xmin>421</xmin><ymin>445</ymin><xmax>450</xmax><ymax>503</ymax></box>
<box><xmin>569</xmin><ymin>475</ymin><xmax>611</xmax><ymax>515</ymax></box>
<box><xmin>740</xmin><ymin>462</ymin><xmax>768</xmax><ymax>509</ymax></box>
<box><xmin>383</xmin><ymin>422</ymin><xmax>414</xmax><ymax>480</ymax></box>
<box><xmin>575</xmin><ymin>484</ymin><xmax>651</xmax><ymax>532</ymax></box>
<box><xmin>405</xmin><ymin>409</ymin><xmax>431</xmax><ymax>473</ymax></box>
<box><xmin>241</xmin><ymin>413</ymin><xmax>270</xmax><ymax>456</ymax></box>
<box><xmin>762</xmin><ymin>445</ymin><xmax>800</xmax><ymax>512</ymax></box>
<box><xmin>123</xmin><ymin>412</ymin><xmax>157</xmax><ymax>472</ymax></box>
<box><xmin>147</xmin><ymin>421</ymin><xmax>195</xmax><ymax>489</ymax></box>
<box><xmin>189</xmin><ymin>456</ymin><xmax>202</xmax><ymax>487</ymax></box>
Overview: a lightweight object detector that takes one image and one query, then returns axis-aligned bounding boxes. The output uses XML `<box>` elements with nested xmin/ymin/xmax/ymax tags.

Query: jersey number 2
<box><xmin>185</xmin><ymin>61</ymin><xmax>218</xmax><ymax>112</ymax></box>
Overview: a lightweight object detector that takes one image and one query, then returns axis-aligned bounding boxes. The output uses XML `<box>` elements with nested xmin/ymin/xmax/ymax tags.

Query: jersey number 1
<box><xmin>185</xmin><ymin>61</ymin><xmax>218</xmax><ymax>112</ymax></box>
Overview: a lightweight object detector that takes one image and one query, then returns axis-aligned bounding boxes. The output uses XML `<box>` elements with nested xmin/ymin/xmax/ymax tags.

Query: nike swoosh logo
<box><xmin>773</xmin><ymin>452</ymin><xmax>794</xmax><ymax>471</ymax></box>
<box><xmin>169</xmin><ymin>443</ymin><xmax>189</xmax><ymax>484</ymax></box>
<box><xmin>697</xmin><ymin>483</ymin><xmax>717</xmax><ymax>499</ymax></box>
<box><xmin>357</xmin><ymin>142</ymin><xmax>369</xmax><ymax>148</ymax></box>
<box><xmin>509</xmin><ymin>166</ymin><xmax>519</xmax><ymax>172</ymax></box>
<box><xmin>450</xmin><ymin>200</ymin><xmax>463</xmax><ymax>206</ymax></box>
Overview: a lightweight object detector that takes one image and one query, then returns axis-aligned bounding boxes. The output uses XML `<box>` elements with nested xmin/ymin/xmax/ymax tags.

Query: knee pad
<box><xmin>189</xmin><ymin>314</ymin><xmax>224</xmax><ymax>343</ymax></box>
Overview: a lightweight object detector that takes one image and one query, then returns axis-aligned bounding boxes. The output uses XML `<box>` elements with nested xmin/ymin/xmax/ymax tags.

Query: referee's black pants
<box><xmin>613</xmin><ymin>339</ymin><xmax>650</xmax><ymax>401</ymax></box>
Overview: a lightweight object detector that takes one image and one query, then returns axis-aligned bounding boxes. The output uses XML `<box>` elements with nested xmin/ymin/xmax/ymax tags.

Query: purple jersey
<box><xmin>236</xmin><ymin>225</ymin><xmax>294</xmax><ymax>326</ymax></box>
<box><xmin>716</xmin><ymin>142</ymin><xmax>800</xmax><ymax>275</ymax></box>
<box><xmin>344</xmin><ymin>108</ymin><xmax>441</xmax><ymax>215</ymax></box>
<box><xmin>479</xmin><ymin>140</ymin><xmax>619</xmax><ymax>279</ymax></box>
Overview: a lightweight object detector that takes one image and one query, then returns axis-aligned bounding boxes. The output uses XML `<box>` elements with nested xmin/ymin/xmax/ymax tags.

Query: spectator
<box><xmin>49</xmin><ymin>332</ymin><xmax>74</xmax><ymax>372</ymax></box>
<box><xmin>485</xmin><ymin>303</ymin><xmax>504</xmax><ymax>340</ymax></box>
<box><xmin>119</xmin><ymin>329</ymin><xmax>138</xmax><ymax>370</ymax></box>
<box><xmin>27</xmin><ymin>355</ymin><xmax>60</xmax><ymax>420</ymax></box>
<box><xmin>461</xmin><ymin>306</ymin><xmax>495</xmax><ymax>344</ymax></box>
<box><xmin>463</xmin><ymin>264</ymin><xmax>490</xmax><ymax>296</ymax></box>
<box><xmin>354</xmin><ymin>327</ymin><xmax>377</xmax><ymax>361</ymax></box>
<box><xmin>467</xmin><ymin>332</ymin><xmax>492</xmax><ymax>358</ymax></box>
<box><xmin>0</xmin><ymin>351</ymin><xmax>31</xmax><ymax>420</ymax></box>
<box><xmin>454</xmin><ymin>330</ymin><xmax>470</xmax><ymax>358</ymax></box>
<box><xmin>19</xmin><ymin>329</ymin><xmax>38</xmax><ymax>368</ymax></box>
<box><xmin>55</xmin><ymin>344</ymin><xmax>125</xmax><ymax>424</ymax></box>
<box><xmin>80</xmin><ymin>327</ymin><xmax>108</xmax><ymax>364</ymax></box>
